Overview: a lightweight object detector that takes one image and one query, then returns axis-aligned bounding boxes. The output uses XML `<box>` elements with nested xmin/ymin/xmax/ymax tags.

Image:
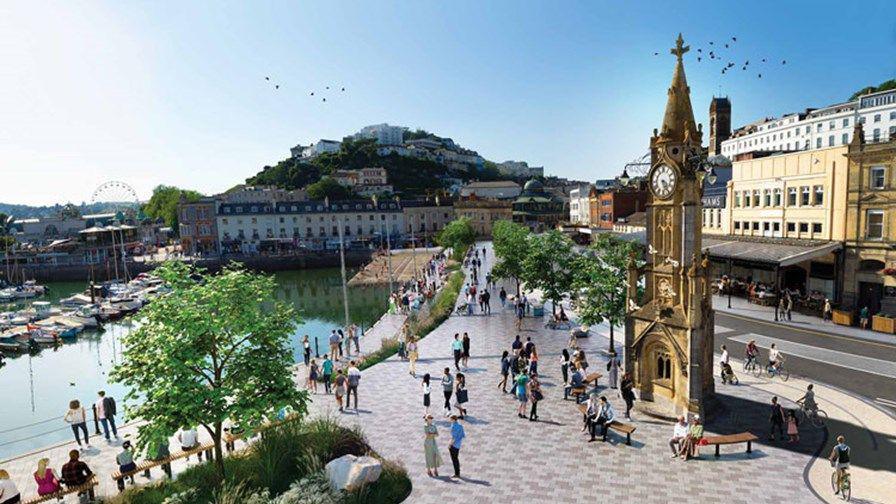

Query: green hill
<box><xmin>850</xmin><ymin>79</ymin><xmax>896</xmax><ymax>100</ymax></box>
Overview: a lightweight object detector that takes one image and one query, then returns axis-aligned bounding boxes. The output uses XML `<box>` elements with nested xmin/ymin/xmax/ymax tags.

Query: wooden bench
<box><xmin>24</xmin><ymin>476</ymin><xmax>98</xmax><ymax>504</ymax></box>
<box><xmin>576</xmin><ymin>404</ymin><xmax>637</xmax><ymax>445</ymax></box>
<box><xmin>702</xmin><ymin>432</ymin><xmax>758</xmax><ymax>457</ymax></box>
<box><xmin>566</xmin><ymin>386</ymin><xmax>587</xmax><ymax>403</ymax></box>
<box><xmin>111</xmin><ymin>442</ymin><xmax>214</xmax><ymax>492</ymax></box>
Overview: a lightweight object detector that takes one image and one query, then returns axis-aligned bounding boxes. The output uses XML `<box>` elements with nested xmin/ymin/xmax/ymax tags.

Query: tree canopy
<box><xmin>490</xmin><ymin>220</ymin><xmax>531</xmax><ymax>296</ymax></box>
<box><xmin>521</xmin><ymin>230</ymin><xmax>576</xmax><ymax>315</ymax></box>
<box><xmin>305</xmin><ymin>176</ymin><xmax>354</xmax><ymax>200</ymax></box>
<box><xmin>572</xmin><ymin>233</ymin><xmax>642</xmax><ymax>351</ymax></box>
<box><xmin>436</xmin><ymin>218</ymin><xmax>476</xmax><ymax>260</ymax></box>
<box><xmin>110</xmin><ymin>262</ymin><xmax>308</xmax><ymax>475</ymax></box>
<box><xmin>141</xmin><ymin>185</ymin><xmax>204</xmax><ymax>231</ymax></box>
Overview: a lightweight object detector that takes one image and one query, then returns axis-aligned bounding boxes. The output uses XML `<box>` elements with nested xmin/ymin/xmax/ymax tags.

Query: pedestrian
<box><xmin>466</xmin><ymin>292</ymin><xmax>475</xmax><ymax>315</ymax></box>
<box><xmin>308</xmin><ymin>358</ymin><xmax>320</xmax><ymax>393</ymax></box>
<box><xmin>329</xmin><ymin>330</ymin><xmax>340</xmax><ymax>362</ymax></box>
<box><xmin>33</xmin><ymin>458</ymin><xmax>62</xmax><ymax>497</ymax></box>
<box><xmin>511</xmin><ymin>334</ymin><xmax>523</xmax><ymax>352</ymax></box>
<box><xmin>482</xmin><ymin>289</ymin><xmax>491</xmax><ymax>314</ymax></box>
<box><xmin>334</xmin><ymin>369</ymin><xmax>347</xmax><ymax>412</ymax></box>
<box><xmin>786</xmin><ymin>409</ymin><xmax>800</xmax><ymax>443</ymax></box>
<box><xmin>346</xmin><ymin>361</ymin><xmax>361</xmax><ymax>411</ymax></box>
<box><xmin>116</xmin><ymin>441</ymin><xmax>138</xmax><ymax>485</ymax></box>
<box><xmin>498</xmin><ymin>350</ymin><xmax>510</xmax><ymax>393</ymax></box>
<box><xmin>0</xmin><ymin>470</ymin><xmax>20</xmax><ymax>504</ymax></box>
<box><xmin>823</xmin><ymin>299</ymin><xmax>833</xmax><ymax>322</ymax></box>
<box><xmin>461</xmin><ymin>332</ymin><xmax>471</xmax><ymax>368</ymax></box>
<box><xmin>768</xmin><ymin>396</ymin><xmax>786</xmax><ymax>442</ymax></box>
<box><xmin>64</xmin><ymin>400</ymin><xmax>91</xmax><ymax>450</ymax></box>
<box><xmin>478</xmin><ymin>292</ymin><xmax>485</xmax><ymax>313</ymax></box>
<box><xmin>620</xmin><ymin>372</ymin><xmax>636</xmax><ymax>419</ymax></box>
<box><xmin>407</xmin><ymin>337</ymin><xmax>418</xmax><ymax>377</ymax></box>
<box><xmin>528</xmin><ymin>372</ymin><xmax>542</xmax><ymax>421</ymax></box>
<box><xmin>423</xmin><ymin>415</ymin><xmax>442</xmax><ymax>478</ymax></box>
<box><xmin>588</xmin><ymin>396</ymin><xmax>615</xmax><ymax>442</ymax></box>
<box><xmin>720</xmin><ymin>344</ymin><xmax>730</xmax><ymax>378</ymax></box>
<box><xmin>560</xmin><ymin>348</ymin><xmax>571</xmax><ymax>384</ymax></box>
<box><xmin>350</xmin><ymin>324</ymin><xmax>361</xmax><ymax>354</ymax></box>
<box><xmin>452</xmin><ymin>334</ymin><xmax>463</xmax><ymax>371</ymax></box>
<box><xmin>95</xmin><ymin>390</ymin><xmax>119</xmax><ymax>442</ymax></box>
<box><xmin>860</xmin><ymin>305</ymin><xmax>870</xmax><ymax>329</ymax></box>
<box><xmin>786</xmin><ymin>294</ymin><xmax>793</xmax><ymax>321</ymax></box>
<box><xmin>528</xmin><ymin>344</ymin><xmax>539</xmax><ymax>375</ymax></box>
<box><xmin>606</xmin><ymin>351</ymin><xmax>620</xmax><ymax>389</ymax></box>
<box><xmin>515</xmin><ymin>370</ymin><xmax>530</xmax><ymax>419</ymax></box>
<box><xmin>302</xmin><ymin>335</ymin><xmax>311</xmax><ymax>366</ymax></box>
<box><xmin>441</xmin><ymin>368</ymin><xmax>454</xmax><ymax>416</ymax></box>
<box><xmin>516</xmin><ymin>298</ymin><xmax>525</xmax><ymax>329</ymax></box>
<box><xmin>454</xmin><ymin>373</ymin><xmax>468</xmax><ymax>418</ymax></box>
<box><xmin>680</xmin><ymin>415</ymin><xmax>704</xmax><ymax>459</ymax></box>
<box><xmin>524</xmin><ymin>336</ymin><xmax>534</xmax><ymax>357</ymax></box>
<box><xmin>778</xmin><ymin>297</ymin><xmax>787</xmax><ymax>323</ymax></box>
<box><xmin>60</xmin><ymin>450</ymin><xmax>93</xmax><ymax>497</ymax></box>
<box><xmin>337</xmin><ymin>329</ymin><xmax>346</xmax><ymax>358</ymax></box>
<box><xmin>178</xmin><ymin>426</ymin><xmax>202</xmax><ymax>461</ymax></box>
<box><xmin>499</xmin><ymin>287</ymin><xmax>507</xmax><ymax>307</ymax></box>
<box><xmin>448</xmin><ymin>415</ymin><xmax>465</xmax><ymax>479</ymax></box>
<box><xmin>322</xmin><ymin>355</ymin><xmax>334</xmax><ymax>394</ymax></box>
<box><xmin>422</xmin><ymin>373</ymin><xmax>432</xmax><ymax>416</ymax></box>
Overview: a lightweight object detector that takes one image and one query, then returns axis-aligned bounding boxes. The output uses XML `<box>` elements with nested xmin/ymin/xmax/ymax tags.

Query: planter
<box><xmin>872</xmin><ymin>315</ymin><xmax>896</xmax><ymax>334</ymax></box>
<box><xmin>832</xmin><ymin>309</ymin><xmax>853</xmax><ymax>327</ymax></box>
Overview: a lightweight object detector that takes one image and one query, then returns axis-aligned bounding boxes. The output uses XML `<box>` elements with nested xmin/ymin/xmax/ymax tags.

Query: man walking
<box><xmin>482</xmin><ymin>290</ymin><xmax>491</xmax><ymax>315</ymax></box>
<box><xmin>448</xmin><ymin>415</ymin><xmax>465</xmax><ymax>479</ymax></box>
<box><xmin>350</xmin><ymin>324</ymin><xmax>361</xmax><ymax>354</ymax></box>
<box><xmin>322</xmin><ymin>355</ymin><xmax>334</xmax><ymax>394</ymax></box>
<box><xmin>719</xmin><ymin>344</ymin><xmax>730</xmax><ymax>379</ymax></box>
<box><xmin>346</xmin><ymin>361</ymin><xmax>361</xmax><ymax>411</ymax></box>
<box><xmin>452</xmin><ymin>334</ymin><xmax>463</xmax><ymax>371</ymax></box>
<box><xmin>95</xmin><ymin>390</ymin><xmax>119</xmax><ymax>442</ymax></box>
<box><xmin>329</xmin><ymin>330</ymin><xmax>341</xmax><ymax>362</ymax></box>
<box><xmin>769</xmin><ymin>396</ymin><xmax>786</xmax><ymax>441</ymax></box>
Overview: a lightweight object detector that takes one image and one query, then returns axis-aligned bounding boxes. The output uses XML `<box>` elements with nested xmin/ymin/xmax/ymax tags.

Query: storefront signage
<box><xmin>702</xmin><ymin>194</ymin><xmax>726</xmax><ymax>208</ymax></box>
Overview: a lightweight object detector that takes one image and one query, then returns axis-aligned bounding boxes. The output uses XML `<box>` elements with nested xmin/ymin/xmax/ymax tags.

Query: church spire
<box><xmin>660</xmin><ymin>34</ymin><xmax>700</xmax><ymax>144</ymax></box>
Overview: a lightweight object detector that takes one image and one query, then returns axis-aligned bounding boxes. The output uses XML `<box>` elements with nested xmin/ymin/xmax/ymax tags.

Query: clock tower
<box><xmin>624</xmin><ymin>34</ymin><xmax>715</xmax><ymax>417</ymax></box>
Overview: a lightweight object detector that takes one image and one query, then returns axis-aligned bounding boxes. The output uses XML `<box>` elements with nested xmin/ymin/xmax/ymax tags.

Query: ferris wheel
<box><xmin>91</xmin><ymin>181</ymin><xmax>140</xmax><ymax>213</ymax></box>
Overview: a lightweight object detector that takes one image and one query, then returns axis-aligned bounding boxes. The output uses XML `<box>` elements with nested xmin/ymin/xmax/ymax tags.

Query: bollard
<box><xmin>92</xmin><ymin>404</ymin><xmax>101</xmax><ymax>435</ymax></box>
<box><xmin>314</xmin><ymin>336</ymin><xmax>320</xmax><ymax>357</ymax></box>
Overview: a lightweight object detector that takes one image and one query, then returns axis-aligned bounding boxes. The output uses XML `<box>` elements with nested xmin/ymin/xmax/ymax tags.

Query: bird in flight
<box><xmin>341</xmin><ymin>87</ymin><xmax>345</xmax><ymax>92</ymax></box>
<box><xmin>732</xmin><ymin>36</ymin><xmax>737</xmax><ymax>42</ymax></box>
<box><xmin>654</xmin><ymin>52</ymin><xmax>659</xmax><ymax>56</ymax></box>
<box><xmin>275</xmin><ymin>85</ymin><xmax>279</xmax><ymax>90</ymax></box>
<box><xmin>265</xmin><ymin>76</ymin><xmax>270</xmax><ymax>81</ymax></box>
<box><xmin>724</xmin><ymin>43</ymin><xmax>729</xmax><ymax>48</ymax></box>
<box><xmin>758</xmin><ymin>73</ymin><xmax>762</xmax><ymax>78</ymax></box>
<box><xmin>782</xmin><ymin>60</ymin><xmax>787</xmax><ymax>64</ymax></box>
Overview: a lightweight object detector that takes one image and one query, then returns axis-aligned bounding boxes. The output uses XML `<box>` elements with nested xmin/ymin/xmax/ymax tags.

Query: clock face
<box><xmin>651</xmin><ymin>164</ymin><xmax>677</xmax><ymax>199</ymax></box>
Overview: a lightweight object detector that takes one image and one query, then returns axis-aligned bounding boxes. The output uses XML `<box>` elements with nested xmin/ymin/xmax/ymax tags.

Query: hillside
<box><xmin>0</xmin><ymin>201</ymin><xmax>138</xmax><ymax>219</ymax></box>
<box><xmin>850</xmin><ymin>78</ymin><xmax>896</xmax><ymax>100</ymax></box>
<box><xmin>247</xmin><ymin>137</ymin><xmax>505</xmax><ymax>198</ymax></box>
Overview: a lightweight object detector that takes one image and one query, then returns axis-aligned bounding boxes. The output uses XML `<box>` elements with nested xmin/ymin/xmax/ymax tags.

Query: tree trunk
<box><xmin>515</xmin><ymin>278</ymin><xmax>520</xmax><ymax>298</ymax></box>
<box><xmin>609</xmin><ymin>322</ymin><xmax>615</xmax><ymax>353</ymax></box>
<box><xmin>212</xmin><ymin>423</ymin><xmax>225</xmax><ymax>477</ymax></box>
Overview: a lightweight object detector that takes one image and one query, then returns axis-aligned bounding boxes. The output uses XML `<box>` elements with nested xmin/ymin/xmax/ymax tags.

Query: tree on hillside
<box><xmin>572</xmin><ymin>233</ymin><xmax>642</xmax><ymax>352</ymax></box>
<box><xmin>306</xmin><ymin>177</ymin><xmax>353</xmax><ymax>200</ymax></box>
<box><xmin>850</xmin><ymin>78</ymin><xmax>896</xmax><ymax>100</ymax></box>
<box><xmin>142</xmin><ymin>185</ymin><xmax>204</xmax><ymax>231</ymax></box>
<box><xmin>246</xmin><ymin>159</ymin><xmax>322</xmax><ymax>190</ymax></box>
<box><xmin>436</xmin><ymin>218</ymin><xmax>476</xmax><ymax>260</ymax></box>
<box><xmin>521</xmin><ymin>230</ymin><xmax>576</xmax><ymax>316</ymax></box>
<box><xmin>491</xmin><ymin>220</ymin><xmax>530</xmax><ymax>296</ymax></box>
<box><xmin>110</xmin><ymin>262</ymin><xmax>308</xmax><ymax>477</ymax></box>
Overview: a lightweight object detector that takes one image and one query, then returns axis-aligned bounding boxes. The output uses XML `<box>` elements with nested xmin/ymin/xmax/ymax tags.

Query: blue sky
<box><xmin>1</xmin><ymin>0</ymin><xmax>894</xmax><ymax>205</ymax></box>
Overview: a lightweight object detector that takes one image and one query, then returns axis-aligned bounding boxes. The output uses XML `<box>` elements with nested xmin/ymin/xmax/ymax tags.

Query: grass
<box><xmin>102</xmin><ymin>418</ymin><xmax>410</xmax><ymax>504</ymax></box>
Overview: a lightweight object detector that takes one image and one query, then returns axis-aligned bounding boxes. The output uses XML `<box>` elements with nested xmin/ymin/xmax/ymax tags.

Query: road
<box><xmin>714</xmin><ymin>311</ymin><xmax>896</xmax><ymax>415</ymax></box>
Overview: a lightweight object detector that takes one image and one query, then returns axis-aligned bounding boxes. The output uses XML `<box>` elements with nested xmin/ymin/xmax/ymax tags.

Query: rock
<box><xmin>325</xmin><ymin>454</ymin><xmax>383</xmax><ymax>491</ymax></box>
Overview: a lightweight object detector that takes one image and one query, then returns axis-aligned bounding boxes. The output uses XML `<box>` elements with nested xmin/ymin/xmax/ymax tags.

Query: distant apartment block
<box><xmin>354</xmin><ymin>123</ymin><xmax>408</xmax><ymax>145</ymax></box>
<box><xmin>496</xmin><ymin>160</ymin><xmax>544</xmax><ymax>178</ymax></box>
<box><xmin>290</xmin><ymin>139</ymin><xmax>342</xmax><ymax>159</ymax></box>
<box><xmin>459</xmin><ymin>181</ymin><xmax>521</xmax><ymax>200</ymax></box>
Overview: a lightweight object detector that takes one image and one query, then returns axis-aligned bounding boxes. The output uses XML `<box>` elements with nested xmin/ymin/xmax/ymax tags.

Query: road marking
<box><xmin>875</xmin><ymin>397</ymin><xmax>896</xmax><ymax>409</ymax></box>
<box><xmin>714</xmin><ymin>325</ymin><xmax>735</xmax><ymax>334</ymax></box>
<box><xmin>719</xmin><ymin>312</ymin><xmax>896</xmax><ymax>349</ymax></box>
<box><xmin>729</xmin><ymin>333</ymin><xmax>896</xmax><ymax>379</ymax></box>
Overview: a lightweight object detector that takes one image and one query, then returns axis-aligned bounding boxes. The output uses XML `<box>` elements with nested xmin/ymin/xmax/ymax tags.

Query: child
<box><xmin>786</xmin><ymin>409</ymin><xmax>800</xmax><ymax>443</ymax></box>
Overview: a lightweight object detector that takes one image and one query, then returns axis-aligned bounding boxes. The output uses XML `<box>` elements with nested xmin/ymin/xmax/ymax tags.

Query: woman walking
<box><xmin>528</xmin><ymin>345</ymin><xmax>539</xmax><ymax>375</ymax></box>
<box><xmin>560</xmin><ymin>349</ymin><xmax>570</xmax><ymax>385</ymax></box>
<box><xmin>334</xmin><ymin>369</ymin><xmax>347</xmax><ymax>412</ymax></box>
<box><xmin>441</xmin><ymin>368</ymin><xmax>454</xmax><ymax>416</ymax></box>
<box><xmin>515</xmin><ymin>370</ymin><xmax>530</xmax><ymax>419</ymax></box>
<box><xmin>422</xmin><ymin>373</ymin><xmax>432</xmax><ymax>416</ymax></box>
<box><xmin>407</xmin><ymin>337</ymin><xmax>419</xmax><ymax>377</ymax></box>
<box><xmin>423</xmin><ymin>415</ymin><xmax>442</xmax><ymax>477</ymax></box>
<box><xmin>307</xmin><ymin>359</ymin><xmax>319</xmax><ymax>393</ymax></box>
<box><xmin>33</xmin><ymin>458</ymin><xmax>61</xmax><ymax>497</ymax></box>
<box><xmin>64</xmin><ymin>400</ymin><xmax>91</xmax><ymax>450</ymax></box>
<box><xmin>498</xmin><ymin>350</ymin><xmax>510</xmax><ymax>393</ymax></box>
<box><xmin>461</xmin><ymin>332</ymin><xmax>471</xmax><ymax>368</ymax></box>
<box><xmin>301</xmin><ymin>335</ymin><xmax>311</xmax><ymax>366</ymax></box>
<box><xmin>620</xmin><ymin>372</ymin><xmax>636</xmax><ymax>419</ymax></box>
<box><xmin>607</xmin><ymin>351</ymin><xmax>620</xmax><ymax>389</ymax></box>
<box><xmin>528</xmin><ymin>372</ymin><xmax>542</xmax><ymax>421</ymax></box>
<box><xmin>454</xmin><ymin>373</ymin><xmax>468</xmax><ymax>419</ymax></box>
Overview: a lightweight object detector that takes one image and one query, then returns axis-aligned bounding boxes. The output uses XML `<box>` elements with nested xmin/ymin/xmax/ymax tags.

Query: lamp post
<box><xmin>372</xmin><ymin>195</ymin><xmax>395</xmax><ymax>294</ymax></box>
<box><xmin>337</xmin><ymin>213</ymin><xmax>351</xmax><ymax>329</ymax></box>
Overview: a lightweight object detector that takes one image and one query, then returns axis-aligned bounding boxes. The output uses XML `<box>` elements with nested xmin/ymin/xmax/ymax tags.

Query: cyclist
<box><xmin>768</xmin><ymin>343</ymin><xmax>785</xmax><ymax>375</ymax></box>
<box><xmin>796</xmin><ymin>384</ymin><xmax>818</xmax><ymax>415</ymax></box>
<box><xmin>745</xmin><ymin>340</ymin><xmax>759</xmax><ymax>370</ymax></box>
<box><xmin>828</xmin><ymin>435</ymin><xmax>850</xmax><ymax>495</ymax></box>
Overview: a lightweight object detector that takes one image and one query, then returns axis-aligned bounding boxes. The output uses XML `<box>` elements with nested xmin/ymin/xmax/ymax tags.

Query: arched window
<box><xmin>654</xmin><ymin>351</ymin><xmax>672</xmax><ymax>380</ymax></box>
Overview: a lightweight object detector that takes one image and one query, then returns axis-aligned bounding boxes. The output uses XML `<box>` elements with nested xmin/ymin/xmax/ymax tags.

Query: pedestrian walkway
<box><xmin>713</xmin><ymin>294</ymin><xmax>896</xmax><ymax>346</ymax></box>
<box><xmin>303</xmin><ymin>241</ymin><xmax>896</xmax><ymax>503</ymax></box>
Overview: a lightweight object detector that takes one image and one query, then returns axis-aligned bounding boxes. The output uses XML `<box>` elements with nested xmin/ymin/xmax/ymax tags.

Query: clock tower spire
<box><xmin>624</xmin><ymin>34</ymin><xmax>715</xmax><ymax>418</ymax></box>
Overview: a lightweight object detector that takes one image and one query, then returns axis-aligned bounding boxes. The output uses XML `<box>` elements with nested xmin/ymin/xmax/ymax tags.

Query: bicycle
<box><xmin>753</xmin><ymin>362</ymin><xmax>790</xmax><ymax>381</ymax></box>
<box><xmin>831</xmin><ymin>468</ymin><xmax>851</xmax><ymax>501</ymax></box>
<box><xmin>797</xmin><ymin>404</ymin><xmax>828</xmax><ymax>428</ymax></box>
<box><xmin>743</xmin><ymin>355</ymin><xmax>759</xmax><ymax>372</ymax></box>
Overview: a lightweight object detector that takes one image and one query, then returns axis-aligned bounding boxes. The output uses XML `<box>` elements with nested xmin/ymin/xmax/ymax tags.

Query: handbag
<box><xmin>456</xmin><ymin>388</ymin><xmax>469</xmax><ymax>404</ymax></box>
<box><xmin>532</xmin><ymin>389</ymin><xmax>544</xmax><ymax>401</ymax></box>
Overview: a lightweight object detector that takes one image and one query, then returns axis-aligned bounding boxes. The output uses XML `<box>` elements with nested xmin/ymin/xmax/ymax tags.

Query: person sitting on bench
<box><xmin>588</xmin><ymin>396</ymin><xmax>615</xmax><ymax>442</ymax></box>
<box><xmin>177</xmin><ymin>427</ymin><xmax>202</xmax><ymax>461</ymax></box>
<box><xmin>564</xmin><ymin>365</ymin><xmax>584</xmax><ymax>400</ymax></box>
<box><xmin>61</xmin><ymin>450</ymin><xmax>93</xmax><ymax>495</ymax></box>
<box><xmin>116</xmin><ymin>441</ymin><xmax>138</xmax><ymax>485</ymax></box>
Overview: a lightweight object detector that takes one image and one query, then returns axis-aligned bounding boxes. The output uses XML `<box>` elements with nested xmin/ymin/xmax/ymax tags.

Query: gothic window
<box><xmin>655</xmin><ymin>351</ymin><xmax>672</xmax><ymax>380</ymax></box>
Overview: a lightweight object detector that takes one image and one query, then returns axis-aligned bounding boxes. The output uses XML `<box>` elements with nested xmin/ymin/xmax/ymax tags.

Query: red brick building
<box><xmin>595</xmin><ymin>187</ymin><xmax>648</xmax><ymax>230</ymax></box>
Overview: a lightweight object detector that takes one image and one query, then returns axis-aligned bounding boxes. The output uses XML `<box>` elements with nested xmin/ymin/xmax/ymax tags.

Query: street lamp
<box><xmin>618</xmin><ymin>168</ymin><xmax>631</xmax><ymax>187</ymax></box>
<box><xmin>372</xmin><ymin>195</ymin><xmax>395</xmax><ymax>294</ymax></box>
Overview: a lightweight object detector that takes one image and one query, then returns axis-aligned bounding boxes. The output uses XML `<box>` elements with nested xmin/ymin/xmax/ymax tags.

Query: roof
<box><xmin>659</xmin><ymin>34</ymin><xmax>699</xmax><ymax>143</ymax></box>
<box><xmin>218</xmin><ymin>199</ymin><xmax>403</xmax><ymax>216</ymax></box>
<box><xmin>464</xmin><ymin>181</ymin><xmax>520</xmax><ymax>188</ymax></box>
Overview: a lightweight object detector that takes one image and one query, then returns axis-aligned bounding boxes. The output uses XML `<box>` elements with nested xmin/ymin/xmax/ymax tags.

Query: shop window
<box><xmin>799</xmin><ymin>223</ymin><xmax>809</xmax><ymax>233</ymax></box>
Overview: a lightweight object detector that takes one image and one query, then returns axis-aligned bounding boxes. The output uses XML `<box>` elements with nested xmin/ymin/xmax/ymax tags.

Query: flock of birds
<box><xmin>655</xmin><ymin>36</ymin><xmax>788</xmax><ymax>80</ymax></box>
<box><xmin>264</xmin><ymin>76</ymin><xmax>346</xmax><ymax>102</ymax></box>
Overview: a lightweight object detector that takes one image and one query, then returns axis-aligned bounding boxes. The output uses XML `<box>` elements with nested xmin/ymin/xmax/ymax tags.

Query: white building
<box><xmin>221</xmin><ymin>185</ymin><xmax>307</xmax><ymax>204</ymax></box>
<box><xmin>721</xmin><ymin>89</ymin><xmax>896</xmax><ymax>158</ymax></box>
<box><xmin>568</xmin><ymin>184</ymin><xmax>593</xmax><ymax>225</ymax></box>
<box><xmin>459</xmin><ymin>181</ymin><xmax>522</xmax><ymax>200</ymax></box>
<box><xmin>355</xmin><ymin>123</ymin><xmax>407</xmax><ymax>145</ymax></box>
<box><xmin>291</xmin><ymin>139</ymin><xmax>342</xmax><ymax>159</ymax></box>
<box><xmin>497</xmin><ymin>160</ymin><xmax>544</xmax><ymax>178</ymax></box>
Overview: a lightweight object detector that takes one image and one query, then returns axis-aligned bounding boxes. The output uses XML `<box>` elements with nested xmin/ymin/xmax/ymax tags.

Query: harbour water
<box><xmin>0</xmin><ymin>268</ymin><xmax>389</xmax><ymax>460</ymax></box>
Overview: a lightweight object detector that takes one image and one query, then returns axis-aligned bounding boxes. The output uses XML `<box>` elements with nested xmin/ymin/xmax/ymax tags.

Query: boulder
<box><xmin>325</xmin><ymin>454</ymin><xmax>383</xmax><ymax>491</ymax></box>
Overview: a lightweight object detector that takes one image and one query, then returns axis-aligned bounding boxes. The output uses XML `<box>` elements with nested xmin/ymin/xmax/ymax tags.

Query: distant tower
<box><xmin>708</xmin><ymin>97</ymin><xmax>731</xmax><ymax>156</ymax></box>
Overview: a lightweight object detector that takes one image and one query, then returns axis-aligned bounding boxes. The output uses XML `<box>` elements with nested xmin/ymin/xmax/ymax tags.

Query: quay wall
<box><xmin>9</xmin><ymin>250</ymin><xmax>373</xmax><ymax>282</ymax></box>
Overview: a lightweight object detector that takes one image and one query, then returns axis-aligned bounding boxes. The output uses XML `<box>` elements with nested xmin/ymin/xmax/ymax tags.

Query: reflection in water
<box><xmin>0</xmin><ymin>268</ymin><xmax>388</xmax><ymax>459</ymax></box>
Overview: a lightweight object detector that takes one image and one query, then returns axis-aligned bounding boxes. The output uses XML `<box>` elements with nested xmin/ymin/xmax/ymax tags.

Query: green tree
<box><xmin>850</xmin><ymin>78</ymin><xmax>896</xmax><ymax>100</ymax></box>
<box><xmin>142</xmin><ymin>185</ymin><xmax>204</xmax><ymax>231</ymax></box>
<box><xmin>490</xmin><ymin>220</ymin><xmax>530</xmax><ymax>296</ymax></box>
<box><xmin>110</xmin><ymin>262</ymin><xmax>308</xmax><ymax>476</ymax></box>
<box><xmin>305</xmin><ymin>176</ymin><xmax>354</xmax><ymax>200</ymax></box>
<box><xmin>572</xmin><ymin>233</ymin><xmax>641</xmax><ymax>352</ymax></box>
<box><xmin>436</xmin><ymin>218</ymin><xmax>476</xmax><ymax>260</ymax></box>
<box><xmin>521</xmin><ymin>230</ymin><xmax>576</xmax><ymax>316</ymax></box>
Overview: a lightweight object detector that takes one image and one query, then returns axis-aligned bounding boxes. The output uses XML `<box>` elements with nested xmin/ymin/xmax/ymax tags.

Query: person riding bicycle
<box><xmin>745</xmin><ymin>340</ymin><xmax>759</xmax><ymax>369</ymax></box>
<box><xmin>828</xmin><ymin>435</ymin><xmax>850</xmax><ymax>495</ymax></box>
<box><xmin>797</xmin><ymin>384</ymin><xmax>818</xmax><ymax>414</ymax></box>
<box><xmin>768</xmin><ymin>343</ymin><xmax>785</xmax><ymax>374</ymax></box>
